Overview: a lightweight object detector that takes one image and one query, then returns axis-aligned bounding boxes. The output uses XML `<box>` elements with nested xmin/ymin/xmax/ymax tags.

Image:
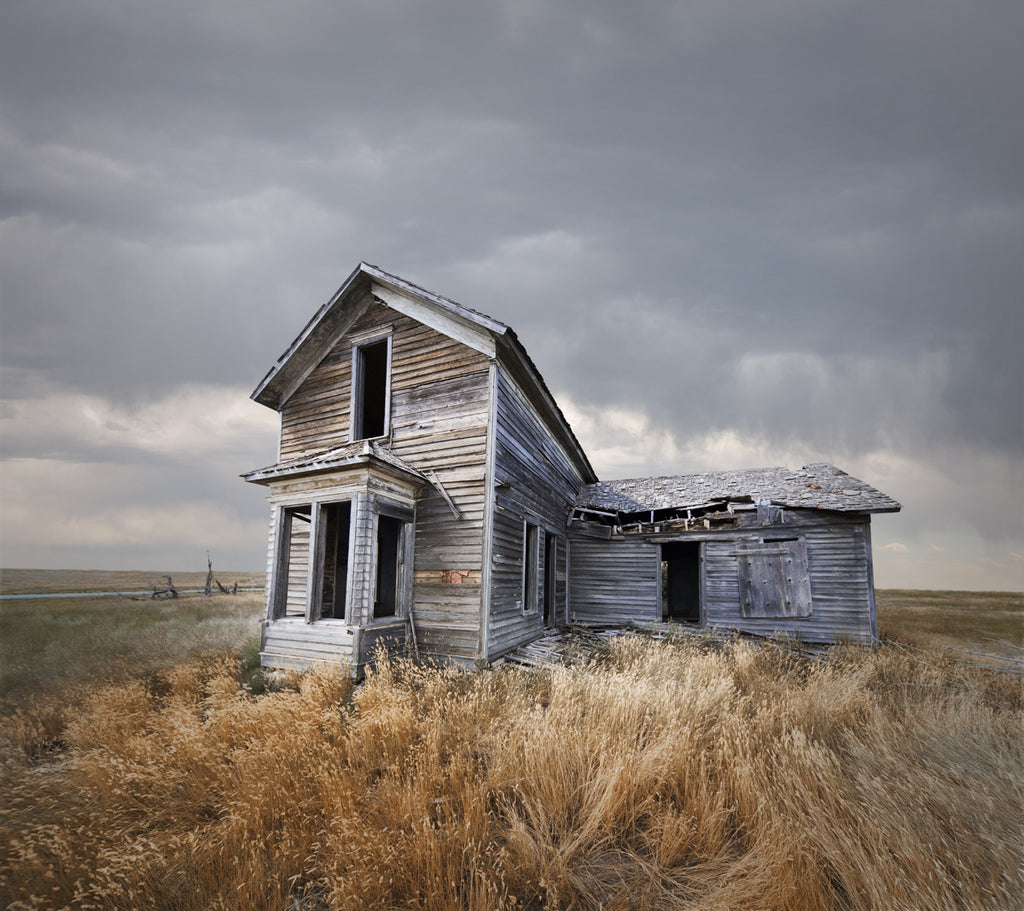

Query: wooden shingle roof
<box><xmin>575</xmin><ymin>463</ymin><xmax>901</xmax><ymax>515</ymax></box>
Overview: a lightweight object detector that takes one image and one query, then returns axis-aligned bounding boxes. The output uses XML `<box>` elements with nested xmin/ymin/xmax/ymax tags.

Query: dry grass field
<box><xmin>1</xmin><ymin>583</ymin><xmax>1021</xmax><ymax>910</ymax></box>
<box><xmin>0</xmin><ymin>567</ymin><xmax>265</xmax><ymax>596</ymax></box>
<box><xmin>0</xmin><ymin>592</ymin><xmax>266</xmax><ymax>702</ymax></box>
<box><xmin>876</xmin><ymin>589</ymin><xmax>1023</xmax><ymax>656</ymax></box>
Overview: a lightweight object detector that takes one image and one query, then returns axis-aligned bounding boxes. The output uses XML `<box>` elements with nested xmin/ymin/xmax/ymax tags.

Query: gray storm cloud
<box><xmin>1</xmin><ymin>0</ymin><xmax>1021</xmax><ymax>586</ymax></box>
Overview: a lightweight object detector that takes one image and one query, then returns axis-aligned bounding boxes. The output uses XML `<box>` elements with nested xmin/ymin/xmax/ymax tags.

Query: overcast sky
<box><xmin>1</xmin><ymin>0</ymin><xmax>1021</xmax><ymax>590</ymax></box>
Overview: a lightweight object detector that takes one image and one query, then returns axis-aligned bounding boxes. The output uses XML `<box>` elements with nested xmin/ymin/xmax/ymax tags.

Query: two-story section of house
<box><xmin>243</xmin><ymin>262</ymin><xmax>596</xmax><ymax>672</ymax></box>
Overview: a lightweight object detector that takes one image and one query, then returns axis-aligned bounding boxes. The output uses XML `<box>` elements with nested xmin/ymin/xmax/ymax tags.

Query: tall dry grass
<box><xmin>1</xmin><ymin>633</ymin><xmax>1021</xmax><ymax>910</ymax></box>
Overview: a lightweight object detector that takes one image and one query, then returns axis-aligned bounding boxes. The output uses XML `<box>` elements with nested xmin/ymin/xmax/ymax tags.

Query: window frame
<box><xmin>270</xmin><ymin>504</ymin><xmax>313</xmax><ymax>620</ymax></box>
<box><xmin>370</xmin><ymin>501</ymin><xmax>415</xmax><ymax>622</ymax></box>
<box><xmin>543</xmin><ymin>531</ymin><xmax>559</xmax><ymax>626</ymax></box>
<box><xmin>522</xmin><ymin>520</ymin><xmax>539</xmax><ymax>613</ymax></box>
<box><xmin>270</xmin><ymin>498</ymin><xmax>356</xmax><ymax>624</ymax></box>
<box><xmin>350</xmin><ymin>333</ymin><xmax>393</xmax><ymax>442</ymax></box>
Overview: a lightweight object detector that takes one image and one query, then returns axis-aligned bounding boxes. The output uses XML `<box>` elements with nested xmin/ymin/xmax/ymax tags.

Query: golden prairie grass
<box><xmin>876</xmin><ymin>589</ymin><xmax>1023</xmax><ymax>657</ymax></box>
<box><xmin>0</xmin><ymin>592</ymin><xmax>265</xmax><ymax>701</ymax></box>
<box><xmin>2</xmin><ymin>633</ymin><xmax>1021</xmax><ymax>911</ymax></box>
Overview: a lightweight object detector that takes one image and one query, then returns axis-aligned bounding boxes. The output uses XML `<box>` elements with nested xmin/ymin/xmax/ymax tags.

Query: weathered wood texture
<box><xmin>703</xmin><ymin>518</ymin><xmax>877</xmax><ymax>644</ymax></box>
<box><xmin>358</xmin><ymin>619</ymin><xmax>408</xmax><ymax>667</ymax></box>
<box><xmin>566</xmin><ymin>513</ymin><xmax>877</xmax><ymax>644</ymax></box>
<box><xmin>278</xmin><ymin>301</ymin><xmax>491</xmax><ymax>662</ymax></box>
<box><xmin>486</xmin><ymin>366</ymin><xmax>588</xmax><ymax>658</ymax></box>
<box><xmin>567</xmin><ymin>529</ymin><xmax>662</xmax><ymax>625</ymax></box>
<box><xmin>260</xmin><ymin>620</ymin><xmax>354</xmax><ymax>669</ymax></box>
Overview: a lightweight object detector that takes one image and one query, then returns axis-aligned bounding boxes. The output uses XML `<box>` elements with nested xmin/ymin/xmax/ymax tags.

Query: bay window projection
<box><xmin>271</xmin><ymin>501</ymin><xmax>352</xmax><ymax>622</ymax></box>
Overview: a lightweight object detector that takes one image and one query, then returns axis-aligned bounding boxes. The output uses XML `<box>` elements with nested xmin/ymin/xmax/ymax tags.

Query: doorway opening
<box><xmin>661</xmin><ymin>541</ymin><xmax>701</xmax><ymax>623</ymax></box>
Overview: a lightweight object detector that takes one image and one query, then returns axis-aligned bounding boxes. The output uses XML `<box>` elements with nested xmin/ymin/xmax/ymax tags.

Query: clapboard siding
<box><xmin>568</xmin><ymin>531</ymin><xmax>661</xmax><ymax>625</ymax></box>
<box><xmin>703</xmin><ymin>518</ymin><xmax>876</xmax><ymax>644</ymax></box>
<box><xmin>345</xmin><ymin>491</ymin><xmax>376</xmax><ymax>626</ymax></box>
<box><xmin>487</xmin><ymin>366</ymin><xmax>588</xmax><ymax>658</ymax></box>
<box><xmin>264</xmin><ymin>301</ymin><xmax>493</xmax><ymax>665</ymax></box>
<box><xmin>563</xmin><ymin>513</ymin><xmax>878</xmax><ymax>644</ymax></box>
<box><xmin>261</xmin><ymin>621</ymin><xmax>355</xmax><ymax>669</ymax></box>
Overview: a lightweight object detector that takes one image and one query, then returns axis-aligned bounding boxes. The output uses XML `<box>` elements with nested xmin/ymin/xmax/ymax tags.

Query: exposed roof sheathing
<box><xmin>575</xmin><ymin>463</ymin><xmax>901</xmax><ymax>514</ymax></box>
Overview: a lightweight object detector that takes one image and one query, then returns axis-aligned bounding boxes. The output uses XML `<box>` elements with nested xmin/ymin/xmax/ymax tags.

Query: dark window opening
<box><xmin>355</xmin><ymin>339</ymin><xmax>389</xmax><ymax>440</ymax></box>
<box><xmin>276</xmin><ymin>506</ymin><xmax>311</xmax><ymax>618</ymax></box>
<box><xmin>319</xmin><ymin>502</ymin><xmax>351</xmax><ymax>620</ymax></box>
<box><xmin>374</xmin><ymin>514</ymin><xmax>402</xmax><ymax>618</ymax></box>
<box><xmin>543</xmin><ymin>533</ymin><xmax>557</xmax><ymax>626</ymax></box>
<box><xmin>523</xmin><ymin>522</ymin><xmax>539</xmax><ymax>612</ymax></box>
<box><xmin>662</xmin><ymin>541</ymin><xmax>701</xmax><ymax>623</ymax></box>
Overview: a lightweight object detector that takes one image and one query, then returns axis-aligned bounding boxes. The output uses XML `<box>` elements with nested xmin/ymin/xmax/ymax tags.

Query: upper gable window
<box><xmin>352</xmin><ymin>337</ymin><xmax>391</xmax><ymax>440</ymax></box>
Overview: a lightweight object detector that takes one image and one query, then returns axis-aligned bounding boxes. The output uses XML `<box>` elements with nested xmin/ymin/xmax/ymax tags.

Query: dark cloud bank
<box><xmin>1</xmin><ymin>0</ymin><xmax>1021</xmax><ymax>588</ymax></box>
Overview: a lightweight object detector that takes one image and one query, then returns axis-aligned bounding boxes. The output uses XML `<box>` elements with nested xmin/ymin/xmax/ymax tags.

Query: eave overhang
<box><xmin>249</xmin><ymin>262</ymin><xmax>598</xmax><ymax>485</ymax></box>
<box><xmin>242</xmin><ymin>440</ymin><xmax>429</xmax><ymax>489</ymax></box>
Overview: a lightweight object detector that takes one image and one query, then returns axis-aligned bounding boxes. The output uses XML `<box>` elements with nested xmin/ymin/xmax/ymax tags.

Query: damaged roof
<box><xmin>575</xmin><ymin>463</ymin><xmax>901</xmax><ymax>515</ymax></box>
<box><xmin>242</xmin><ymin>440</ymin><xmax>429</xmax><ymax>486</ymax></box>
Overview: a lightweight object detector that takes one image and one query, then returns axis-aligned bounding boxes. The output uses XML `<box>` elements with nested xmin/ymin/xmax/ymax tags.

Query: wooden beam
<box><xmin>427</xmin><ymin>469</ymin><xmax>462</xmax><ymax>519</ymax></box>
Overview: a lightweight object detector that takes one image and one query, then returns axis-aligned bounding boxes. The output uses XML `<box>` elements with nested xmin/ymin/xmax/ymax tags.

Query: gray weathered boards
<box><xmin>244</xmin><ymin>263</ymin><xmax>900</xmax><ymax>673</ymax></box>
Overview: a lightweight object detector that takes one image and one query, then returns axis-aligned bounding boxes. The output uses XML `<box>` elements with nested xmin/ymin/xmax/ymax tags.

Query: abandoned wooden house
<box><xmin>244</xmin><ymin>263</ymin><xmax>901</xmax><ymax>672</ymax></box>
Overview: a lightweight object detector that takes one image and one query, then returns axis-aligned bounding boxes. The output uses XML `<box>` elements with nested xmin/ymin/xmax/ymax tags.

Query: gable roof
<box><xmin>575</xmin><ymin>463</ymin><xmax>901</xmax><ymax>515</ymax></box>
<box><xmin>251</xmin><ymin>262</ymin><xmax>597</xmax><ymax>484</ymax></box>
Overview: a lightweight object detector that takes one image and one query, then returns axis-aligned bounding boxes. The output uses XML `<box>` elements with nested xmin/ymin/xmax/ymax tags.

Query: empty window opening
<box><xmin>662</xmin><ymin>541</ymin><xmax>701</xmax><ymax>623</ymax></box>
<box><xmin>354</xmin><ymin>339</ymin><xmax>389</xmax><ymax>440</ymax></box>
<box><xmin>274</xmin><ymin>506</ymin><xmax>311</xmax><ymax>618</ymax></box>
<box><xmin>318</xmin><ymin>501</ymin><xmax>352</xmax><ymax>620</ymax></box>
<box><xmin>374</xmin><ymin>514</ymin><xmax>403</xmax><ymax>618</ymax></box>
<box><xmin>523</xmin><ymin>522</ymin><xmax>539</xmax><ymax>612</ymax></box>
<box><xmin>543</xmin><ymin>533</ymin><xmax>558</xmax><ymax>626</ymax></box>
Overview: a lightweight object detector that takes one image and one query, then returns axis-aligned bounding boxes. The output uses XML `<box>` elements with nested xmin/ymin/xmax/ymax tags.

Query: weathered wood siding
<box><xmin>261</xmin><ymin>620</ymin><xmax>355</xmax><ymax>669</ymax></box>
<box><xmin>261</xmin><ymin>505</ymin><xmax>276</xmax><ymax>619</ymax></box>
<box><xmin>567</xmin><ymin>526</ymin><xmax>661</xmax><ymax>624</ymax></box>
<box><xmin>703</xmin><ymin>517</ymin><xmax>876</xmax><ymax>644</ymax></box>
<box><xmin>280</xmin><ymin>300</ymin><xmax>491</xmax><ymax>662</ymax></box>
<box><xmin>487</xmin><ymin>365</ymin><xmax>588</xmax><ymax>658</ymax></box>
<box><xmin>564</xmin><ymin>513</ymin><xmax>877</xmax><ymax>644</ymax></box>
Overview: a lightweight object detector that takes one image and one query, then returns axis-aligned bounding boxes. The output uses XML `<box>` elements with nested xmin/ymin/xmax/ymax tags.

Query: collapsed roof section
<box><xmin>573</xmin><ymin>463</ymin><xmax>901</xmax><ymax>527</ymax></box>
